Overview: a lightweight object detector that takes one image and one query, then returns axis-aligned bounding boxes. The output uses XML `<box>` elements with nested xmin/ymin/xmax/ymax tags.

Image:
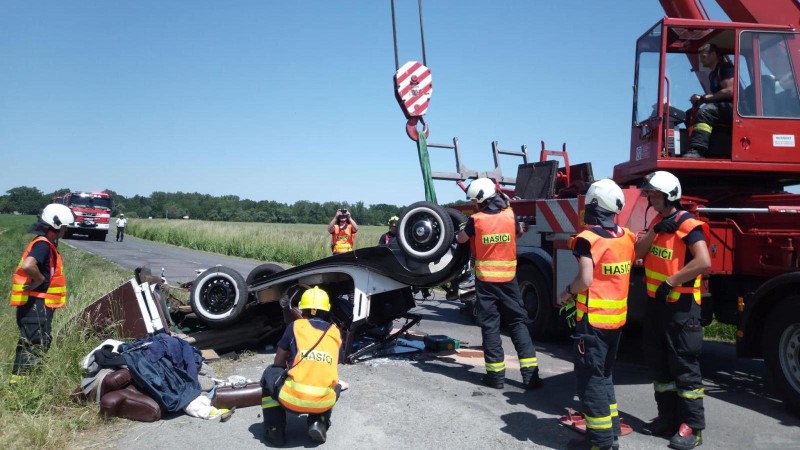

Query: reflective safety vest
<box><xmin>574</xmin><ymin>227</ymin><xmax>636</xmax><ymax>329</ymax></box>
<box><xmin>10</xmin><ymin>236</ymin><xmax>67</xmax><ymax>308</ymax></box>
<box><xmin>279</xmin><ymin>319</ymin><xmax>342</xmax><ymax>414</ymax></box>
<box><xmin>644</xmin><ymin>212</ymin><xmax>709</xmax><ymax>304</ymax></box>
<box><xmin>331</xmin><ymin>224</ymin><xmax>355</xmax><ymax>254</ymax></box>
<box><xmin>471</xmin><ymin>208</ymin><xmax>517</xmax><ymax>282</ymax></box>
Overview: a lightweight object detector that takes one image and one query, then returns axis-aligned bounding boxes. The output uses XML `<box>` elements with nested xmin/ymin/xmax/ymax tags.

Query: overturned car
<box><xmin>85</xmin><ymin>202</ymin><xmax>471</xmax><ymax>362</ymax></box>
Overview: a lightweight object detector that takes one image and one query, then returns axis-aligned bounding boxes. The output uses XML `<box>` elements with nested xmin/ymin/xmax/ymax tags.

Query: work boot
<box><xmin>612</xmin><ymin>437</ymin><xmax>619</xmax><ymax>450</ymax></box>
<box><xmin>682</xmin><ymin>149</ymin><xmax>705</xmax><ymax>159</ymax></box>
<box><xmin>264</xmin><ymin>426</ymin><xmax>286</xmax><ymax>447</ymax></box>
<box><xmin>308</xmin><ymin>420</ymin><xmax>328</xmax><ymax>443</ymax></box>
<box><xmin>669</xmin><ymin>423</ymin><xmax>702</xmax><ymax>450</ymax></box>
<box><xmin>521</xmin><ymin>368</ymin><xmax>544</xmax><ymax>390</ymax></box>
<box><xmin>482</xmin><ymin>373</ymin><xmax>504</xmax><ymax>389</ymax></box>
<box><xmin>642</xmin><ymin>416</ymin><xmax>676</xmax><ymax>437</ymax></box>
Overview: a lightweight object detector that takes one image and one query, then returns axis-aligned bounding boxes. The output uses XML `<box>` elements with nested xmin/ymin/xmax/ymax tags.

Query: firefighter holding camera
<box><xmin>328</xmin><ymin>208</ymin><xmax>359</xmax><ymax>255</ymax></box>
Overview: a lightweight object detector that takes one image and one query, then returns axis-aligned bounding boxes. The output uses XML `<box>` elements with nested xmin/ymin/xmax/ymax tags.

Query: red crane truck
<box><xmin>435</xmin><ymin>0</ymin><xmax>800</xmax><ymax>411</ymax></box>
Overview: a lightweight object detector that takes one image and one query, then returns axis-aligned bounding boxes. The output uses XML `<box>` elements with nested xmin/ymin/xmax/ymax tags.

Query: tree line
<box><xmin>0</xmin><ymin>186</ymin><xmax>419</xmax><ymax>226</ymax></box>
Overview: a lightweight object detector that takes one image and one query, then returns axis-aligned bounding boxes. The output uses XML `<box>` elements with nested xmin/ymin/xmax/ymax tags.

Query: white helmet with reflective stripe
<box><xmin>466</xmin><ymin>178</ymin><xmax>497</xmax><ymax>203</ymax></box>
<box><xmin>641</xmin><ymin>171</ymin><xmax>682</xmax><ymax>202</ymax></box>
<box><xmin>585</xmin><ymin>179</ymin><xmax>625</xmax><ymax>214</ymax></box>
<box><xmin>41</xmin><ymin>203</ymin><xmax>75</xmax><ymax>230</ymax></box>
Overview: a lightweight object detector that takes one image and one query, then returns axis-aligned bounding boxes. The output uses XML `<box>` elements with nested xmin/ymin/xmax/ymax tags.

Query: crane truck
<box><xmin>432</xmin><ymin>0</ymin><xmax>800</xmax><ymax>412</ymax></box>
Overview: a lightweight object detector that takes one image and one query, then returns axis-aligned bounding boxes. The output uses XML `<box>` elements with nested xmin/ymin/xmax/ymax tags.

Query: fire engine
<box><xmin>423</xmin><ymin>0</ymin><xmax>800</xmax><ymax>411</ymax></box>
<box><xmin>55</xmin><ymin>191</ymin><xmax>114</xmax><ymax>241</ymax></box>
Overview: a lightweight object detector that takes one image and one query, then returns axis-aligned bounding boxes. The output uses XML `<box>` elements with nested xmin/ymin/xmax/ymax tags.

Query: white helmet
<box><xmin>41</xmin><ymin>203</ymin><xmax>75</xmax><ymax>230</ymax></box>
<box><xmin>585</xmin><ymin>179</ymin><xmax>625</xmax><ymax>214</ymax></box>
<box><xmin>466</xmin><ymin>178</ymin><xmax>497</xmax><ymax>203</ymax></box>
<box><xmin>641</xmin><ymin>171</ymin><xmax>682</xmax><ymax>202</ymax></box>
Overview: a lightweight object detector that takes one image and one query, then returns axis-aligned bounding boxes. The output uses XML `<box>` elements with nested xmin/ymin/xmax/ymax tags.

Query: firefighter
<box><xmin>328</xmin><ymin>208</ymin><xmax>359</xmax><ymax>254</ymax></box>
<box><xmin>635</xmin><ymin>171</ymin><xmax>711</xmax><ymax>450</ymax></box>
<box><xmin>378</xmin><ymin>215</ymin><xmax>399</xmax><ymax>248</ymax></box>
<box><xmin>685</xmin><ymin>43</ymin><xmax>734</xmax><ymax>159</ymax></box>
<box><xmin>260</xmin><ymin>286</ymin><xmax>343</xmax><ymax>446</ymax></box>
<box><xmin>557</xmin><ymin>179</ymin><xmax>635</xmax><ymax>450</ymax></box>
<box><xmin>456</xmin><ymin>178</ymin><xmax>543</xmax><ymax>390</ymax></box>
<box><xmin>8</xmin><ymin>203</ymin><xmax>74</xmax><ymax>384</ymax></box>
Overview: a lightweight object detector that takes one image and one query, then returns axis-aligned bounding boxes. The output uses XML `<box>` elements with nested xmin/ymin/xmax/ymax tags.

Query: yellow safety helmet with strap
<box><xmin>298</xmin><ymin>286</ymin><xmax>330</xmax><ymax>314</ymax></box>
<box><xmin>388</xmin><ymin>216</ymin><xmax>399</xmax><ymax>226</ymax></box>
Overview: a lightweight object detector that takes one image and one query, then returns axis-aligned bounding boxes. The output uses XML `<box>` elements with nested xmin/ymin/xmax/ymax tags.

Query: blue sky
<box><xmin>0</xmin><ymin>1</ymin><xmax>729</xmax><ymax>207</ymax></box>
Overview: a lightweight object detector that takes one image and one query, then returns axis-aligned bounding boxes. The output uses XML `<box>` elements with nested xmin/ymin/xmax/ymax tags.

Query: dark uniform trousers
<box><xmin>573</xmin><ymin>319</ymin><xmax>622</xmax><ymax>448</ymax></box>
<box><xmin>476</xmin><ymin>278</ymin><xmax>537</xmax><ymax>376</ymax></box>
<box><xmin>260</xmin><ymin>365</ymin><xmax>339</xmax><ymax>429</ymax></box>
<box><xmin>643</xmin><ymin>295</ymin><xmax>705</xmax><ymax>430</ymax></box>
<box><xmin>689</xmin><ymin>102</ymin><xmax>733</xmax><ymax>154</ymax></box>
<box><xmin>13</xmin><ymin>298</ymin><xmax>54</xmax><ymax>375</ymax></box>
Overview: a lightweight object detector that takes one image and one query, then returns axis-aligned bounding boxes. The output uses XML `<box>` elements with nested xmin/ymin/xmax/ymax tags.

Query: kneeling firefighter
<box><xmin>260</xmin><ymin>286</ymin><xmax>343</xmax><ymax>446</ymax></box>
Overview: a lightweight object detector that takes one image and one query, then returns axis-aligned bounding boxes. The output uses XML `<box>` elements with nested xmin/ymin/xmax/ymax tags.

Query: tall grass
<box><xmin>0</xmin><ymin>215</ymin><xmax>132</xmax><ymax>449</ymax></box>
<box><xmin>129</xmin><ymin>219</ymin><xmax>386</xmax><ymax>266</ymax></box>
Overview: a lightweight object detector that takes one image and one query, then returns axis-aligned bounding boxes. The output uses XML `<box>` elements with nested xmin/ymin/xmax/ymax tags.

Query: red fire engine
<box><xmin>55</xmin><ymin>191</ymin><xmax>114</xmax><ymax>241</ymax></box>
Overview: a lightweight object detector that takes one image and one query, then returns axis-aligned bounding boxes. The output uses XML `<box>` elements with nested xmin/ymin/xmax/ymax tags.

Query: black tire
<box><xmin>246</xmin><ymin>263</ymin><xmax>285</xmax><ymax>286</ymax></box>
<box><xmin>517</xmin><ymin>264</ymin><xmax>556</xmax><ymax>340</ymax></box>
<box><xmin>190</xmin><ymin>266</ymin><xmax>248</xmax><ymax>328</ymax></box>
<box><xmin>397</xmin><ymin>201</ymin><xmax>454</xmax><ymax>262</ymax></box>
<box><xmin>763</xmin><ymin>298</ymin><xmax>800</xmax><ymax>413</ymax></box>
<box><xmin>445</xmin><ymin>208</ymin><xmax>468</xmax><ymax>232</ymax></box>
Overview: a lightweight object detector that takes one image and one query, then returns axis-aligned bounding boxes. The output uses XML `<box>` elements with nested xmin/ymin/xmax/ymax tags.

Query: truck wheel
<box><xmin>517</xmin><ymin>265</ymin><xmax>556</xmax><ymax>340</ymax></box>
<box><xmin>397</xmin><ymin>201</ymin><xmax>454</xmax><ymax>262</ymax></box>
<box><xmin>246</xmin><ymin>263</ymin><xmax>285</xmax><ymax>286</ymax></box>
<box><xmin>190</xmin><ymin>266</ymin><xmax>248</xmax><ymax>328</ymax></box>
<box><xmin>763</xmin><ymin>298</ymin><xmax>800</xmax><ymax>413</ymax></box>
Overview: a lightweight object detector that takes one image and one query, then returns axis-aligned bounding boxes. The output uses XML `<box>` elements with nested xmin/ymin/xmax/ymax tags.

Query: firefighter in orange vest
<box><xmin>557</xmin><ymin>179</ymin><xmax>635</xmax><ymax>450</ymax></box>
<box><xmin>260</xmin><ymin>286</ymin><xmax>343</xmax><ymax>446</ymax></box>
<box><xmin>328</xmin><ymin>208</ymin><xmax>359</xmax><ymax>254</ymax></box>
<box><xmin>8</xmin><ymin>203</ymin><xmax>74</xmax><ymax>385</ymax></box>
<box><xmin>456</xmin><ymin>178</ymin><xmax>543</xmax><ymax>390</ymax></box>
<box><xmin>635</xmin><ymin>171</ymin><xmax>710</xmax><ymax>450</ymax></box>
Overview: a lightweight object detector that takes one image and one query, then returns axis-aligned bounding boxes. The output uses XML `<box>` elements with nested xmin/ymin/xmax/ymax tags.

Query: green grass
<box><xmin>128</xmin><ymin>219</ymin><xmax>386</xmax><ymax>266</ymax></box>
<box><xmin>0</xmin><ymin>215</ymin><xmax>133</xmax><ymax>450</ymax></box>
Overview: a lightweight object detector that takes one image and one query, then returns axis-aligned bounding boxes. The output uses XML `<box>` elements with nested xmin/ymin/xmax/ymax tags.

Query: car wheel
<box><xmin>397</xmin><ymin>201</ymin><xmax>454</xmax><ymax>262</ymax></box>
<box><xmin>246</xmin><ymin>263</ymin><xmax>285</xmax><ymax>286</ymax></box>
<box><xmin>190</xmin><ymin>266</ymin><xmax>248</xmax><ymax>328</ymax></box>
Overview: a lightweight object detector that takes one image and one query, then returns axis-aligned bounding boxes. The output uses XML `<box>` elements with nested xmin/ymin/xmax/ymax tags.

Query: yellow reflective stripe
<box><xmin>485</xmin><ymin>361</ymin><xmax>505</xmax><ymax>372</ymax></box>
<box><xmin>262</xmin><ymin>397</ymin><xmax>280</xmax><ymax>408</ymax></box>
<box><xmin>475</xmin><ymin>269</ymin><xmax>517</xmax><ymax>278</ymax></box>
<box><xmin>475</xmin><ymin>259</ymin><xmax>516</xmax><ymax>267</ymax></box>
<box><xmin>654</xmin><ymin>381</ymin><xmax>676</xmax><ymax>392</ymax></box>
<box><xmin>694</xmin><ymin>122</ymin><xmax>713</xmax><ymax>133</ymax></box>
<box><xmin>645</xmin><ymin>269</ymin><xmax>668</xmax><ymax>281</ymax></box>
<box><xmin>279</xmin><ymin>390</ymin><xmax>336</xmax><ymax>410</ymax></box>
<box><xmin>584</xmin><ymin>414</ymin><xmax>613</xmax><ymax>430</ymax></box>
<box><xmin>283</xmin><ymin>379</ymin><xmax>334</xmax><ymax>396</ymax></box>
<box><xmin>519</xmin><ymin>357</ymin><xmax>538</xmax><ymax>369</ymax></box>
<box><xmin>610</xmin><ymin>403</ymin><xmax>618</xmax><ymax>417</ymax></box>
<box><xmin>583</xmin><ymin>312</ymin><xmax>627</xmax><ymax>324</ymax></box>
<box><xmin>48</xmin><ymin>286</ymin><xmax>66</xmax><ymax>293</ymax></box>
<box><xmin>581</xmin><ymin>298</ymin><xmax>626</xmax><ymax>308</ymax></box>
<box><xmin>678</xmin><ymin>388</ymin><xmax>705</xmax><ymax>400</ymax></box>
<box><xmin>11</xmin><ymin>284</ymin><xmax>26</xmax><ymax>290</ymax></box>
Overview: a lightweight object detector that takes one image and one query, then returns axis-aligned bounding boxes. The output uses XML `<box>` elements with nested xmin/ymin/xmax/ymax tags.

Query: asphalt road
<box><xmin>66</xmin><ymin>235</ymin><xmax>800</xmax><ymax>449</ymax></box>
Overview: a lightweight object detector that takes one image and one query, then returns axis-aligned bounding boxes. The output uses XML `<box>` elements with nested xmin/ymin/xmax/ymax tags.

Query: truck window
<box><xmin>738</xmin><ymin>32</ymin><xmax>800</xmax><ymax>118</ymax></box>
<box><xmin>70</xmin><ymin>196</ymin><xmax>113</xmax><ymax>210</ymax></box>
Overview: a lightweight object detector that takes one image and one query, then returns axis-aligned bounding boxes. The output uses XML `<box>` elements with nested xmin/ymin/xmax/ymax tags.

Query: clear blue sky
<box><xmin>0</xmin><ymin>1</ymin><xmax>729</xmax><ymax>207</ymax></box>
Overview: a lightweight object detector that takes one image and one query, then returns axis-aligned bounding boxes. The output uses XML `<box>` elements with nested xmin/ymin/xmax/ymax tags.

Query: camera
<box><xmin>341</xmin><ymin>209</ymin><xmax>348</xmax><ymax>215</ymax></box>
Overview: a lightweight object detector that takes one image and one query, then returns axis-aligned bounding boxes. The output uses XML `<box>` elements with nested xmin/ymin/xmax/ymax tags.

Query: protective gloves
<box><xmin>559</xmin><ymin>297</ymin><xmax>577</xmax><ymax>329</ymax></box>
<box><xmin>653</xmin><ymin>219</ymin><xmax>679</xmax><ymax>233</ymax></box>
<box><xmin>655</xmin><ymin>279</ymin><xmax>673</xmax><ymax>303</ymax></box>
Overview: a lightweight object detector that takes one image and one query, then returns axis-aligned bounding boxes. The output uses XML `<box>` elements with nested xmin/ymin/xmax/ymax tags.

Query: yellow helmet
<box><xmin>388</xmin><ymin>216</ymin><xmax>399</xmax><ymax>226</ymax></box>
<box><xmin>298</xmin><ymin>286</ymin><xmax>330</xmax><ymax>312</ymax></box>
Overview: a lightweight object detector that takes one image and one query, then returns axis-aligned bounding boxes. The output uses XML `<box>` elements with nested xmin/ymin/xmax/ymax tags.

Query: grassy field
<box><xmin>128</xmin><ymin>219</ymin><xmax>386</xmax><ymax>266</ymax></box>
<box><xmin>0</xmin><ymin>215</ymin><xmax>133</xmax><ymax>449</ymax></box>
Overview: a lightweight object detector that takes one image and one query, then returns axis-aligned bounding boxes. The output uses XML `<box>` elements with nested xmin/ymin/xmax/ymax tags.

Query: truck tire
<box><xmin>517</xmin><ymin>264</ymin><xmax>556</xmax><ymax>340</ymax></box>
<box><xmin>190</xmin><ymin>266</ymin><xmax>248</xmax><ymax>328</ymax></box>
<box><xmin>397</xmin><ymin>201</ymin><xmax>454</xmax><ymax>262</ymax></box>
<box><xmin>246</xmin><ymin>263</ymin><xmax>285</xmax><ymax>286</ymax></box>
<box><xmin>763</xmin><ymin>298</ymin><xmax>800</xmax><ymax>413</ymax></box>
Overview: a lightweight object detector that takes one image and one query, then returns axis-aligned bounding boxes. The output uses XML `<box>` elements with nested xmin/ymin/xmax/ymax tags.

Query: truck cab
<box><xmin>614</xmin><ymin>19</ymin><xmax>800</xmax><ymax>192</ymax></box>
